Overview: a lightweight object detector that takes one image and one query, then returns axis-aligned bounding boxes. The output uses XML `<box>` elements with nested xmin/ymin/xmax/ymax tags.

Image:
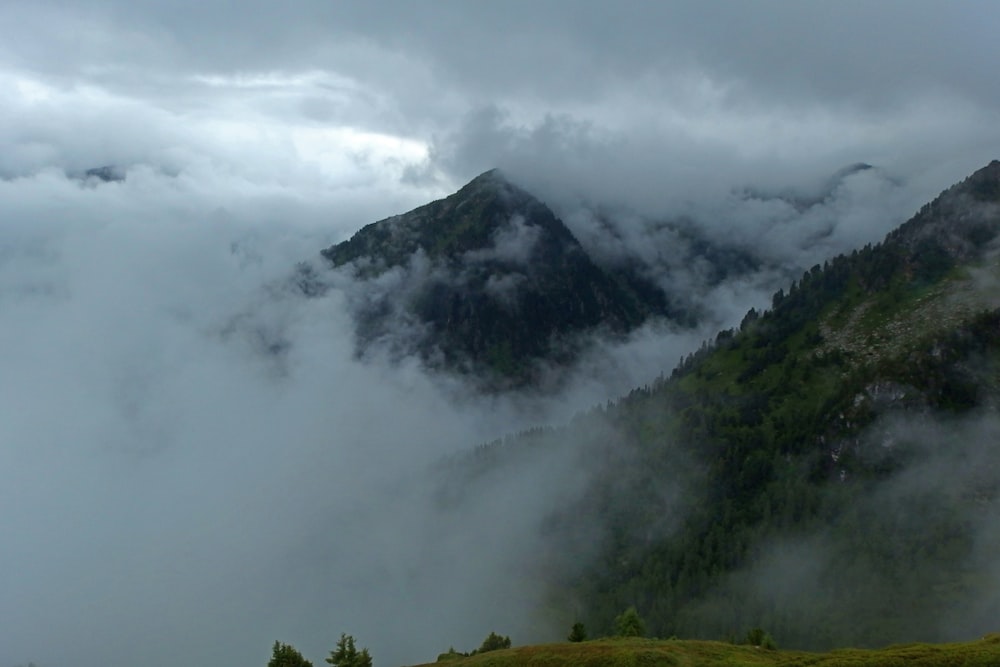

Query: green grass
<box><xmin>410</xmin><ymin>635</ymin><xmax>1000</xmax><ymax>667</ymax></box>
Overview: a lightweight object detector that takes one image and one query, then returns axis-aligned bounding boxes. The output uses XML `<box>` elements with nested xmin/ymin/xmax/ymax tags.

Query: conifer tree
<box><xmin>476</xmin><ymin>631</ymin><xmax>511</xmax><ymax>653</ymax></box>
<box><xmin>326</xmin><ymin>634</ymin><xmax>372</xmax><ymax>667</ymax></box>
<box><xmin>614</xmin><ymin>607</ymin><xmax>646</xmax><ymax>637</ymax></box>
<box><xmin>269</xmin><ymin>640</ymin><xmax>313</xmax><ymax>667</ymax></box>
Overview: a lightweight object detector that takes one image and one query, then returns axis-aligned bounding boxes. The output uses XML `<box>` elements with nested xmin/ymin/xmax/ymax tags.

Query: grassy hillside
<box><xmin>412</xmin><ymin>636</ymin><xmax>1000</xmax><ymax>667</ymax></box>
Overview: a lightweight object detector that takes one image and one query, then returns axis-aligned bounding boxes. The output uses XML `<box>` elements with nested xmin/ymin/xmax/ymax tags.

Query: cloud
<box><xmin>0</xmin><ymin>172</ymin><xmax>551</xmax><ymax>667</ymax></box>
<box><xmin>0</xmin><ymin>166</ymin><xmax>683</xmax><ymax>667</ymax></box>
<box><xmin>0</xmin><ymin>145</ymin><xmax>780</xmax><ymax>667</ymax></box>
<box><xmin>15</xmin><ymin>2</ymin><xmax>998</xmax><ymax>111</ymax></box>
<box><xmin>462</xmin><ymin>214</ymin><xmax>542</xmax><ymax>266</ymax></box>
<box><xmin>4</xmin><ymin>2</ymin><xmax>999</xmax><ymax>186</ymax></box>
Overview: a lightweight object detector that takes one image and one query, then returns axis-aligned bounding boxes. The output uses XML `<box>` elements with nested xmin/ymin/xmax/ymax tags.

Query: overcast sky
<box><xmin>3</xmin><ymin>1</ymin><xmax>1000</xmax><ymax>214</ymax></box>
<box><xmin>2</xmin><ymin>3</ymin><xmax>1000</xmax><ymax>667</ymax></box>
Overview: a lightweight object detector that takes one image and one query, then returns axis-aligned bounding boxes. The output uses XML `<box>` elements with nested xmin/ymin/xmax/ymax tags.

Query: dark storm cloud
<box><xmin>9</xmin><ymin>2</ymin><xmax>999</xmax><ymax>107</ymax></box>
<box><xmin>5</xmin><ymin>2</ymin><xmax>1000</xmax><ymax>137</ymax></box>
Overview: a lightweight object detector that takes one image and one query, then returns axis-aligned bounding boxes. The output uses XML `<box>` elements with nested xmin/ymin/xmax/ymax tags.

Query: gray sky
<box><xmin>2</xmin><ymin>3</ymin><xmax>1000</xmax><ymax>667</ymax></box>
<box><xmin>3</xmin><ymin>1</ymin><xmax>999</xmax><ymax>208</ymax></box>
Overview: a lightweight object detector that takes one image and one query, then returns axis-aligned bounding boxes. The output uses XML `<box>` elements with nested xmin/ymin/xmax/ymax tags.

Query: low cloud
<box><xmin>676</xmin><ymin>412</ymin><xmax>1000</xmax><ymax>648</ymax></box>
<box><xmin>463</xmin><ymin>215</ymin><xmax>541</xmax><ymax>266</ymax></box>
<box><xmin>0</xmin><ymin>168</ymin><xmax>592</xmax><ymax>667</ymax></box>
<box><xmin>0</xmin><ymin>160</ymin><xmax>718</xmax><ymax>667</ymax></box>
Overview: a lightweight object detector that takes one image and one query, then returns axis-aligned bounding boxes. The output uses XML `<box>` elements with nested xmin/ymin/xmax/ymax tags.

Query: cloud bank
<box><xmin>0</xmin><ymin>168</ymin><xmax>608</xmax><ymax>667</ymax></box>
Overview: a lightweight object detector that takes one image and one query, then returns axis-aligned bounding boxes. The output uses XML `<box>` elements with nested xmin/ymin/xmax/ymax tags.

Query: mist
<box><xmin>0</xmin><ymin>163</ymin><xmax>723</xmax><ymax>667</ymax></box>
<box><xmin>666</xmin><ymin>411</ymin><xmax>1000</xmax><ymax>648</ymax></box>
<box><xmin>0</xmin><ymin>166</ymin><xmax>601</xmax><ymax>667</ymax></box>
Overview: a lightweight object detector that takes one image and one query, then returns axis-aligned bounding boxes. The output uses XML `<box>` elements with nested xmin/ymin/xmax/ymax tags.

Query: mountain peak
<box><xmin>319</xmin><ymin>170</ymin><xmax>671</xmax><ymax>388</ymax></box>
<box><xmin>885</xmin><ymin>158</ymin><xmax>1000</xmax><ymax>265</ymax></box>
<box><xmin>322</xmin><ymin>169</ymin><xmax>575</xmax><ymax>269</ymax></box>
<box><xmin>958</xmin><ymin>158</ymin><xmax>1000</xmax><ymax>201</ymax></box>
<box><xmin>464</xmin><ymin>167</ymin><xmax>504</xmax><ymax>184</ymax></box>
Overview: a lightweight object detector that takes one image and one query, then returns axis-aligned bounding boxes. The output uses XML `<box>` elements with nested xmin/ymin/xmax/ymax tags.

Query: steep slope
<box><xmin>445</xmin><ymin>161</ymin><xmax>1000</xmax><ymax>647</ymax></box>
<box><xmin>321</xmin><ymin>169</ymin><xmax>679</xmax><ymax>388</ymax></box>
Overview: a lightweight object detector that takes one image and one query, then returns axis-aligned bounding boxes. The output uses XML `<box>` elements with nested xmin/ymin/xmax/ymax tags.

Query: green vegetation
<box><xmin>615</xmin><ymin>607</ymin><xmax>646</xmax><ymax>638</ymax></box>
<box><xmin>476</xmin><ymin>632</ymin><xmax>513</xmax><ymax>653</ymax></box>
<box><xmin>269</xmin><ymin>641</ymin><xmax>313</xmax><ymax>667</ymax></box>
<box><xmin>411</xmin><ymin>635</ymin><xmax>1000</xmax><ymax>667</ymax></box>
<box><xmin>434</xmin><ymin>632</ymin><xmax>514</xmax><ymax>662</ymax></box>
<box><xmin>744</xmin><ymin>628</ymin><xmax>777</xmax><ymax>650</ymax></box>
<box><xmin>267</xmin><ymin>635</ymin><xmax>371</xmax><ymax>667</ymax></box>
<box><xmin>441</xmin><ymin>161</ymin><xmax>1000</xmax><ymax>647</ymax></box>
<box><xmin>437</xmin><ymin>647</ymin><xmax>468</xmax><ymax>662</ymax></box>
<box><xmin>568</xmin><ymin>622</ymin><xmax>588</xmax><ymax>642</ymax></box>
<box><xmin>326</xmin><ymin>634</ymin><xmax>372</xmax><ymax>667</ymax></box>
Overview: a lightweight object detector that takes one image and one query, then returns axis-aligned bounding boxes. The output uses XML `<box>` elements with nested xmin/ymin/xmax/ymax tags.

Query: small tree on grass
<box><xmin>269</xmin><ymin>641</ymin><xmax>313</xmax><ymax>667</ymax></box>
<box><xmin>476</xmin><ymin>631</ymin><xmax>511</xmax><ymax>653</ymax></box>
<box><xmin>743</xmin><ymin>627</ymin><xmax>777</xmax><ymax>650</ymax></box>
<box><xmin>436</xmin><ymin>646</ymin><xmax>468</xmax><ymax>662</ymax></box>
<box><xmin>567</xmin><ymin>621</ymin><xmax>587</xmax><ymax>642</ymax></box>
<box><xmin>615</xmin><ymin>606</ymin><xmax>646</xmax><ymax>638</ymax></box>
<box><xmin>326</xmin><ymin>633</ymin><xmax>372</xmax><ymax>667</ymax></box>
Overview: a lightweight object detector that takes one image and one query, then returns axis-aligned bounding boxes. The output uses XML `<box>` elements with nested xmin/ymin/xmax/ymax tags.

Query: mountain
<box><xmin>741</xmin><ymin>161</ymin><xmax>876</xmax><ymax>211</ymax></box>
<box><xmin>321</xmin><ymin>169</ymin><xmax>682</xmax><ymax>388</ymax></box>
<box><xmin>83</xmin><ymin>164</ymin><xmax>126</xmax><ymax>182</ymax></box>
<box><xmin>440</xmin><ymin>161</ymin><xmax>1000</xmax><ymax>647</ymax></box>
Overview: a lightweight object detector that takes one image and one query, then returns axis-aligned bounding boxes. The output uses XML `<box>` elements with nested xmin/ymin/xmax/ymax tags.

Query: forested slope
<box><xmin>453</xmin><ymin>160</ymin><xmax>1000</xmax><ymax>647</ymax></box>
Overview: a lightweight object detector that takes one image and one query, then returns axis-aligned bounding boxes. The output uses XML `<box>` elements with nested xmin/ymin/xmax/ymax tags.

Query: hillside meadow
<box><xmin>413</xmin><ymin>635</ymin><xmax>1000</xmax><ymax>667</ymax></box>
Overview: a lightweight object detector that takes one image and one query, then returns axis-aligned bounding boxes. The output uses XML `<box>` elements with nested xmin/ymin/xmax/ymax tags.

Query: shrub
<box><xmin>614</xmin><ymin>607</ymin><xmax>646</xmax><ymax>638</ymax></box>
<box><xmin>476</xmin><ymin>631</ymin><xmax>512</xmax><ymax>653</ymax></box>
<box><xmin>743</xmin><ymin>627</ymin><xmax>777</xmax><ymax>650</ymax></box>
